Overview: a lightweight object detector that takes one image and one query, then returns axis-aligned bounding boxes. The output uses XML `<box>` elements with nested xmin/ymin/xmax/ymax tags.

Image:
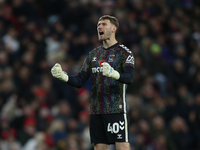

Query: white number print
<box><xmin>107</xmin><ymin>123</ymin><xmax>113</xmax><ymax>133</ymax></box>
<box><xmin>107</xmin><ymin>121</ymin><xmax>124</xmax><ymax>134</ymax></box>
<box><xmin>113</xmin><ymin>123</ymin><xmax>119</xmax><ymax>133</ymax></box>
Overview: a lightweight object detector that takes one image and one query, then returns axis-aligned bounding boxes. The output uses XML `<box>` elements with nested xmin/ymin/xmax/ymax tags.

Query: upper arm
<box><xmin>118</xmin><ymin>44</ymin><xmax>135</xmax><ymax>84</ymax></box>
<box><xmin>119</xmin><ymin>44</ymin><xmax>135</xmax><ymax>69</ymax></box>
<box><xmin>122</xmin><ymin>53</ymin><xmax>134</xmax><ymax>69</ymax></box>
<box><xmin>80</xmin><ymin>53</ymin><xmax>91</xmax><ymax>74</ymax></box>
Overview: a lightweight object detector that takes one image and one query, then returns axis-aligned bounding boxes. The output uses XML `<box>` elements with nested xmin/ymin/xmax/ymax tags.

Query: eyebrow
<box><xmin>97</xmin><ymin>21</ymin><xmax>107</xmax><ymax>27</ymax></box>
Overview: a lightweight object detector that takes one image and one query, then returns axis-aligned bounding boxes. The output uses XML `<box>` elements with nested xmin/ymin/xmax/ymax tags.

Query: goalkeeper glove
<box><xmin>102</xmin><ymin>62</ymin><xmax>120</xmax><ymax>80</ymax></box>
<box><xmin>51</xmin><ymin>63</ymin><xmax>69</xmax><ymax>82</ymax></box>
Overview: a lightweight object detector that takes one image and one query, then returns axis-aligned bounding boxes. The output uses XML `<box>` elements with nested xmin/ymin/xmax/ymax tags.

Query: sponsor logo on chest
<box><xmin>91</xmin><ymin>54</ymin><xmax>115</xmax><ymax>73</ymax></box>
<box><xmin>92</xmin><ymin>67</ymin><xmax>103</xmax><ymax>73</ymax></box>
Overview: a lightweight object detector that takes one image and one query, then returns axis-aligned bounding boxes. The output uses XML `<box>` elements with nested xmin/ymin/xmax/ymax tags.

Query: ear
<box><xmin>112</xmin><ymin>26</ymin><xmax>117</xmax><ymax>33</ymax></box>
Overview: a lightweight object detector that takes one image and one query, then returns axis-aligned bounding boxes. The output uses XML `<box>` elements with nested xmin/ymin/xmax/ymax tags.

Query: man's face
<box><xmin>97</xmin><ymin>19</ymin><xmax>115</xmax><ymax>41</ymax></box>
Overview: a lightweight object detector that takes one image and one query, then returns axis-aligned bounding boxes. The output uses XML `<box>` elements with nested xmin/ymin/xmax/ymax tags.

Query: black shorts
<box><xmin>90</xmin><ymin>113</ymin><xmax>129</xmax><ymax>144</ymax></box>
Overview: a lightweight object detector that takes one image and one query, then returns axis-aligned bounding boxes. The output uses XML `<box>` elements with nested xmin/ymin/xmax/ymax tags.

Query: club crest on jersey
<box><xmin>108</xmin><ymin>55</ymin><xmax>115</xmax><ymax>62</ymax></box>
<box><xmin>126</xmin><ymin>55</ymin><xmax>134</xmax><ymax>65</ymax></box>
<box><xmin>92</xmin><ymin>57</ymin><xmax>97</xmax><ymax>62</ymax></box>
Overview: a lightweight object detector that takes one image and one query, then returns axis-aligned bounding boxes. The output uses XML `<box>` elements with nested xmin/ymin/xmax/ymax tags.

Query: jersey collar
<box><xmin>102</xmin><ymin>42</ymin><xmax>119</xmax><ymax>50</ymax></box>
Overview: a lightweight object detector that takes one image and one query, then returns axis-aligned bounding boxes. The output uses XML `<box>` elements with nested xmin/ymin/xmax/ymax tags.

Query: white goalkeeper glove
<box><xmin>102</xmin><ymin>62</ymin><xmax>120</xmax><ymax>80</ymax></box>
<box><xmin>51</xmin><ymin>63</ymin><xmax>69</xmax><ymax>82</ymax></box>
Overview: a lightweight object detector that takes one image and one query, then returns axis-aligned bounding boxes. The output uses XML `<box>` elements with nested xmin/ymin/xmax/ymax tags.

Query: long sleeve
<box><xmin>67</xmin><ymin>71</ymin><xmax>90</xmax><ymax>88</ymax></box>
<box><xmin>118</xmin><ymin>66</ymin><xmax>134</xmax><ymax>84</ymax></box>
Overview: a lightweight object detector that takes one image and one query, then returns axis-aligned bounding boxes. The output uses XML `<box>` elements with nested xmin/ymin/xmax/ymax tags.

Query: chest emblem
<box><xmin>108</xmin><ymin>55</ymin><xmax>115</xmax><ymax>62</ymax></box>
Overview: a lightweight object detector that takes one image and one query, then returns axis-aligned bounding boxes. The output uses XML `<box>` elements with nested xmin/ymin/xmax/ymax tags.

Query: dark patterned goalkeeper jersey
<box><xmin>81</xmin><ymin>42</ymin><xmax>134</xmax><ymax>114</ymax></box>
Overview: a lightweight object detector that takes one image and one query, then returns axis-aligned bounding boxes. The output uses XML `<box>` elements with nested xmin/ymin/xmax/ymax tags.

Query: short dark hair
<box><xmin>98</xmin><ymin>15</ymin><xmax>119</xmax><ymax>29</ymax></box>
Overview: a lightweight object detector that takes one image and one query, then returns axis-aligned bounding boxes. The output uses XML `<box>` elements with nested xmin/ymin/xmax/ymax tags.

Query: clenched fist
<box><xmin>51</xmin><ymin>63</ymin><xmax>69</xmax><ymax>82</ymax></box>
<box><xmin>102</xmin><ymin>62</ymin><xmax>120</xmax><ymax>80</ymax></box>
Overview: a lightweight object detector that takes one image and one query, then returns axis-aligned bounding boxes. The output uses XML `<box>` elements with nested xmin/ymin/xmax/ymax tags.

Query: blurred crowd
<box><xmin>0</xmin><ymin>0</ymin><xmax>200</xmax><ymax>150</ymax></box>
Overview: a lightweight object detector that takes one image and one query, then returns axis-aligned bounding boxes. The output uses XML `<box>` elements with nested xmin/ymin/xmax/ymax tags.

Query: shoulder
<box><xmin>117</xmin><ymin>43</ymin><xmax>132</xmax><ymax>54</ymax></box>
<box><xmin>90</xmin><ymin>45</ymin><xmax>102</xmax><ymax>54</ymax></box>
<box><xmin>118</xmin><ymin>44</ymin><xmax>135</xmax><ymax>65</ymax></box>
<box><xmin>86</xmin><ymin>46</ymin><xmax>102</xmax><ymax>60</ymax></box>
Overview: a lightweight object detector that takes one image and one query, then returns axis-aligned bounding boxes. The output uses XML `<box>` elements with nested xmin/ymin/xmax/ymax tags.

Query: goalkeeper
<box><xmin>51</xmin><ymin>15</ymin><xmax>134</xmax><ymax>150</ymax></box>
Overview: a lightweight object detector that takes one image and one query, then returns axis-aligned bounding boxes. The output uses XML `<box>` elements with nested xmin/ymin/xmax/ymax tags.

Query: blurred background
<box><xmin>0</xmin><ymin>0</ymin><xmax>200</xmax><ymax>150</ymax></box>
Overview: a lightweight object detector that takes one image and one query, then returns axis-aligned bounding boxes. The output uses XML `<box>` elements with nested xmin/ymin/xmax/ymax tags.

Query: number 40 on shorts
<box><xmin>107</xmin><ymin>121</ymin><xmax>125</xmax><ymax>134</ymax></box>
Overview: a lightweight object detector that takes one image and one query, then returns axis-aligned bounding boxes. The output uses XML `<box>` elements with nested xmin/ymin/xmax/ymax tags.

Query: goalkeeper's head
<box><xmin>97</xmin><ymin>15</ymin><xmax>119</xmax><ymax>41</ymax></box>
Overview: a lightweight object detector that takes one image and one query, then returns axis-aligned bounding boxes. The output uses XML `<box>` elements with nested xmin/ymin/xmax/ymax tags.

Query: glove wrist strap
<box><xmin>112</xmin><ymin>69</ymin><xmax>120</xmax><ymax>80</ymax></box>
<box><xmin>61</xmin><ymin>71</ymin><xmax>69</xmax><ymax>82</ymax></box>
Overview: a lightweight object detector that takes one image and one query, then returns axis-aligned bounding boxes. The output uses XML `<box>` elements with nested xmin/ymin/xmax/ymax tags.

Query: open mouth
<box><xmin>99</xmin><ymin>31</ymin><xmax>104</xmax><ymax>36</ymax></box>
